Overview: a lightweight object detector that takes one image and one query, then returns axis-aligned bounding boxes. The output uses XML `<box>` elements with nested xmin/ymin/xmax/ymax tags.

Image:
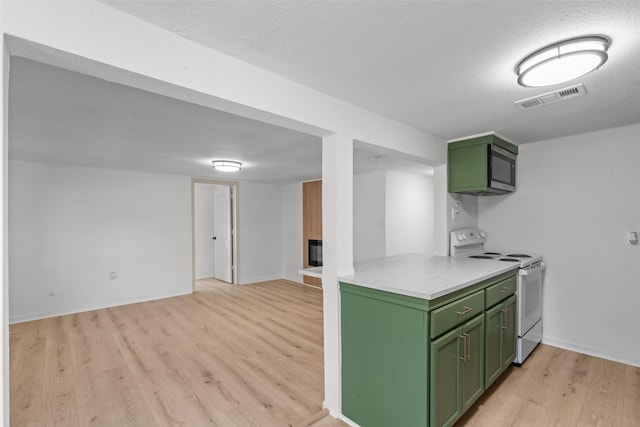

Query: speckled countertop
<box><xmin>338</xmin><ymin>253</ymin><xmax>519</xmax><ymax>300</ymax></box>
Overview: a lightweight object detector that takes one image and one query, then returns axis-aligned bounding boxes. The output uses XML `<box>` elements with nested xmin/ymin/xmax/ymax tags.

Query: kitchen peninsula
<box><xmin>338</xmin><ymin>254</ymin><xmax>520</xmax><ymax>427</ymax></box>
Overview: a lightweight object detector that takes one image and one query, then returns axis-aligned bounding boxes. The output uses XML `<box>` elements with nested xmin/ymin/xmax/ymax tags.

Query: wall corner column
<box><xmin>321</xmin><ymin>133</ymin><xmax>354</xmax><ymax>416</ymax></box>
<box><xmin>1</xmin><ymin>29</ymin><xmax>10</xmax><ymax>426</ymax></box>
<box><xmin>434</xmin><ymin>164</ymin><xmax>449</xmax><ymax>256</ymax></box>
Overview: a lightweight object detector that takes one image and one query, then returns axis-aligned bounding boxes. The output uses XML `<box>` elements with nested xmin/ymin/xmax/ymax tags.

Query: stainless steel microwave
<box><xmin>489</xmin><ymin>144</ymin><xmax>516</xmax><ymax>193</ymax></box>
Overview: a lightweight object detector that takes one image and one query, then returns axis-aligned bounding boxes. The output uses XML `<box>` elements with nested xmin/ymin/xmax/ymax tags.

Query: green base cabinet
<box><xmin>341</xmin><ymin>286</ymin><xmax>429</xmax><ymax>427</ymax></box>
<box><xmin>485</xmin><ymin>295</ymin><xmax>517</xmax><ymax>388</ymax></box>
<box><xmin>340</xmin><ymin>270</ymin><xmax>517</xmax><ymax>427</ymax></box>
<box><xmin>430</xmin><ymin>314</ymin><xmax>484</xmax><ymax>427</ymax></box>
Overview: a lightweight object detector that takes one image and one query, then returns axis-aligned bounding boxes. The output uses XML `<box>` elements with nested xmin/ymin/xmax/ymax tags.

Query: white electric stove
<box><xmin>450</xmin><ymin>228</ymin><xmax>545</xmax><ymax>365</ymax></box>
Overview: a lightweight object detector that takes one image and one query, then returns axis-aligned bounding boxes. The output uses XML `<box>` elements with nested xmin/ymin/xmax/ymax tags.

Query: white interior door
<box><xmin>214</xmin><ymin>185</ymin><xmax>233</xmax><ymax>283</ymax></box>
<box><xmin>194</xmin><ymin>184</ymin><xmax>215</xmax><ymax>279</ymax></box>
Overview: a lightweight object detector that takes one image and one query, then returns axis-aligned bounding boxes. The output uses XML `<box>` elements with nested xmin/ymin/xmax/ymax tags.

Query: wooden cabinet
<box><xmin>340</xmin><ymin>270</ymin><xmax>517</xmax><ymax>427</ymax></box>
<box><xmin>430</xmin><ymin>314</ymin><xmax>484</xmax><ymax>427</ymax></box>
<box><xmin>485</xmin><ymin>295</ymin><xmax>517</xmax><ymax>388</ymax></box>
<box><xmin>302</xmin><ymin>180</ymin><xmax>322</xmax><ymax>287</ymax></box>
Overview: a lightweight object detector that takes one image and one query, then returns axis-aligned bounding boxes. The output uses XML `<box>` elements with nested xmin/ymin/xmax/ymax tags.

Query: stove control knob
<box><xmin>479</xmin><ymin>231</ymin><xmax>486</xmax><ymax>238</ymax></box>
<box><xmin>461</xmin><ymin>233</ymin><xmax>467</xmax><ymax>240</ymax></box>
<box><xmin>457</xmin><ymin>234</ymin><xmax>464</xmax><ymax>241</ymax></box>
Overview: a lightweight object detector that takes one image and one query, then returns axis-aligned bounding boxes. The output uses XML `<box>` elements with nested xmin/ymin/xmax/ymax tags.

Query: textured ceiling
<box><xmin>101</xmin><ymin>0</ymin><xmax>640</xmax><ymax>143</ymax></box>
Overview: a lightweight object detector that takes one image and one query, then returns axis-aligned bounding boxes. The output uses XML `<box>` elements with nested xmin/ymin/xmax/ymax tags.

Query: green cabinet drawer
<box><xmin>485</xmin><ymin>275</ymin><xmax>516</xmax><ymax>308</ymax></box>
<box><xmin>431</xmin><ymin>290</ymin><xmax>484</xmax><ymax>337</ymax></box>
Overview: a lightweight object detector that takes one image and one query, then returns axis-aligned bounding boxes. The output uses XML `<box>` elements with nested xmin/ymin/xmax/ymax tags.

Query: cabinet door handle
<box><xmin>499</xmin><ymin>286</ymin><xmax>510</xmax><ymax>293</ymax></box>
<box><xmin>465</xmin><ymin>333</ymin><xmax>471</xmax><ymax>361</ymax></box>
<box><xmin>456</xmin><ymin>306</ymin><xmax>473</xmax><ymax>316</ymax></box>
<box><xmin>459</xmin><ymin>334</ymin><xmax>467</xmax><ymax>361</ymax></box>
<box><xmin>459</xmin><ymin>333</ymin><xmax>471</xmax><ymax>361</ymax></box>
<box><xmin>502</xmin><ymin>307</ymin><xmax>510</xmax><ymax>329</ymax></box>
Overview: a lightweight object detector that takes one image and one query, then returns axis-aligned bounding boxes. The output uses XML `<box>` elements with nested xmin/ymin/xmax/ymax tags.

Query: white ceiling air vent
<box><xmin>515</xmin><ymin>84</ymin><xmax>588</xmax><ymax>111</ymax></box>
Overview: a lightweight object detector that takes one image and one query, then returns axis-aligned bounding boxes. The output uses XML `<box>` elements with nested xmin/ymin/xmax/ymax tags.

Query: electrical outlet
<box><xmin>629</xmin><ymin>232</ymin><xmax>638</xmax><ymax>245</ymax></box>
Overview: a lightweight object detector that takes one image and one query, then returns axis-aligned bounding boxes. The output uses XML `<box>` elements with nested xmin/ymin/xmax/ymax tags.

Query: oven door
<box><xmin>517</xmin><ymin>263</ymin><xmax>544</xmax><ymax>336</ymax></box>
<box><xmin>489</xmin><ymin>144</ymin><xmax>516</xmax><ymax>192</ymax></box>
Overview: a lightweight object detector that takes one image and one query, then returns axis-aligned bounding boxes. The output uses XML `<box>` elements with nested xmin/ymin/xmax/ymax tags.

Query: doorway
<box><xmin>192</xmin><ymin>178</ymin><xmax>239</xmax><ymax>289</ymax></box>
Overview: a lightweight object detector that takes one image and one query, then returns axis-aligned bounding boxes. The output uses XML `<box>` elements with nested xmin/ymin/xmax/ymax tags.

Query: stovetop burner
<box><xmin>451</xmin><ymin>229</ymin><xmax>542</xmax><ymax>268</ymax></box>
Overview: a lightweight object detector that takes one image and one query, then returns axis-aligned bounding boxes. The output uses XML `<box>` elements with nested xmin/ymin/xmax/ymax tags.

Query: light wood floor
<box><xmin>11</xmin><ymin>279</ymin><xmax>640</xmax><ymax>427</ymax></box>
<box><xmin>307</xmin><ymin>339</ymin><xmax>640</xmax><ymax>426</ymax></box>
<box><xmin>457</xmin><ymin>343</ymin><xmax>640</xmax><ymax>426</ymax></box>
<box><xmin>11</xmin><ymin>278</ymin><xmax>326</xmax><ymax>426</ymax></box>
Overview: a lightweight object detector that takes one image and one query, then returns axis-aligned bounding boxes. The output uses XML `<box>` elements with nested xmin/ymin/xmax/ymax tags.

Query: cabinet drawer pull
<box><xmin>456</xmin><ymin>306</ymin><xmax>473</xmax><ymax>316</ymax></box>
<box><xmin>499</xmin><ymin>286</ymin><xmax>511</xmax><ymax>293</ymax></box>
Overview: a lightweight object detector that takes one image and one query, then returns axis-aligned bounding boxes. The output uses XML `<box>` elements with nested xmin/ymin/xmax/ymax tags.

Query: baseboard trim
<box><xmin>9</xmin><ymin>289</ymin><xmax>193</xmax><ymax>324</ymax></box>
<box><xmin>338</xmin><ymin>413</ymin><xmax>362</xmax><ymax>427</ymax></box>
<box><xmin>283</xmin><ymin>272</ymin><xmax>303</xmax><ymax>283</ymax></box>
<box><xmin>543</xmin><ymin>336</ymin><xmax>640</xmax><ymax>368</ymax></box>
<box><xmin>238</xmin><ymin>274</ymin><xmax>284</xmax><ymax>285</ymax></box>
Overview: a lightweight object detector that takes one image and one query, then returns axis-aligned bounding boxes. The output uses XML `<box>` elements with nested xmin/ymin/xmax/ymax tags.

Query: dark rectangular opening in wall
<box><xmin>309</xmin><ymin>239</ymin><xmax>322</xmax><ymax>267</ymax></box>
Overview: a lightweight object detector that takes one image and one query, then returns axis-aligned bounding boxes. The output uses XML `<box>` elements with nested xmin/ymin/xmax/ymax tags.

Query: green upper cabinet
<box><xmin>448</xmin><ymin>134</ymin><xmax>518</xmax><ymax>195</ymax></box>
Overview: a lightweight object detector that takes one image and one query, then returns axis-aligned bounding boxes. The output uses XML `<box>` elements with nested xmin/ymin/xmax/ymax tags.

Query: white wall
<box><xmin>237</xmin><ymin>181</ymin><xmax>283</xmax><ymax>284</ymax></box>
<box><xmin>194</xmin><ymin>183</ymin><xmax>216</xmax><ymax>279</ymax></box>
<box><xmin>9</xmin><ymin>161</ymin><xmax>290</xmax><ymax>320</ymax></box>
<box><xmin>478</xmin><ymin>123</ymin><xmax>640</xmax><ymax>367</ymax></box>
<box><xmin>353</xmin><ymin>171</ymin><xmax>386</xmax><ymax>261</ymax></box>
<box><xmin>447</xmin><ymin>193</ymin><xmax>478</xmax><ymax>247</ymax></box>
<box><xmin>385</xmin><ymin>171</ymin><xmax>435</xmax><ymax>257</ymax></box>
<box><xmin>8</xmin><ymin>160</ymin><xmax>193</xmax><ymax>322</ymax></box>
<box><xmin>353</xmin><ymin>170</ymin><xmax>435</xmax><ymax>261</ymax></box>
<box><xmin>433</xmin><ymin>165</ymin><xmax>479</xmax><ymax>256</ymax></box>
<box><xmin>281</xmin><ymin>182</ymin><xmax>302</xmax><ymax>282</ymax></box>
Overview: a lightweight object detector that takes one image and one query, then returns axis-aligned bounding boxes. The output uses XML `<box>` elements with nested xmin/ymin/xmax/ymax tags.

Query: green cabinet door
<box><xmin>430</xmin><ymin>325</ymin><xmax>463</xmax><ymax>427</ymax></box>
<box><xmin>485</xmin><ymin>295</ymin><xmax>517</xmax><ymax>388</ymax></box>
<box><xmin>448</xmin><ymin>143</ymin><xmax>488</xmax><ymax>193</ymax></box>
<box><xmin>484</xmin><ymin>302</ymin><xmax>503</xmax><ymax>387</ymax></box>
<box><xmin>461</xmin><ymin>314</ymin><xmax>485</xmax><ymax>412</ymax></box>
<box><xmin>430</xmin><ymin>314</ymin><xmax>485</xmax><ymax>427</ymax></box>
<box><xmin>502</xmin><ymin>296</ymin><xmax>517</xmax><ymax>369</ymax></box>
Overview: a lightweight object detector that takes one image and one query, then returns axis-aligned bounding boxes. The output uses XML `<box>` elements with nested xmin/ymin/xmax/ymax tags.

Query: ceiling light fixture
<box><xmin>516</xmin><ymin>36</ymin><xmax>609</xmax><ymax>88</ymax></box>
<box><xmin>212</xmin><ymin>160</ymin><xmax>242</xmax><ymax>172</ymax></box>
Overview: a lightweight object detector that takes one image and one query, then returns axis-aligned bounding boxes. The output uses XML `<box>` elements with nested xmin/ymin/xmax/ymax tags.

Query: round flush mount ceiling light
<box><xmin>516</xmin><ymin>36</ymin><xmax>610</xmax><ymax>88</ymax></box>
<box><xmin>212</xmin><ymin>160</ymin><xmax>242</xmax><ymax>172</ymax></box>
